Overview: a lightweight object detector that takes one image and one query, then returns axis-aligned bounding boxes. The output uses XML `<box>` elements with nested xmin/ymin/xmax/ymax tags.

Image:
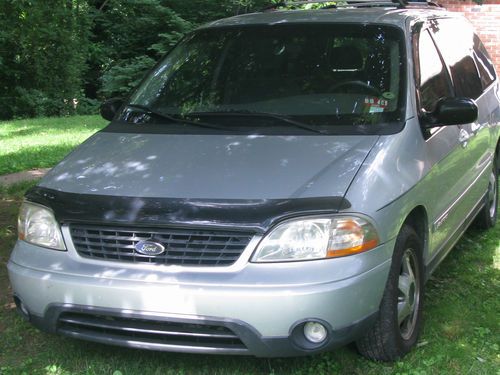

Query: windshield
<box><xmin>123</xmin><ymin>24</ymin><xmax>405</xmax><ymax>134</ymax></box>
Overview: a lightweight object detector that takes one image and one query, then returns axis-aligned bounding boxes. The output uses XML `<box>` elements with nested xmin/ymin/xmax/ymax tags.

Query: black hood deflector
<box><xmin>26</xmin><ymin>186</ymin><xmax>350</xmax><ymax>233</ymax></box>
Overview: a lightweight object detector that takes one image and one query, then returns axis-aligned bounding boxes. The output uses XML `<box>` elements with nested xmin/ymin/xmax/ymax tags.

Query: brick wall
<box><xmin>437</xmin><ymin>0</ymin><xmax>500</xmax><ymax>74</ymax></box>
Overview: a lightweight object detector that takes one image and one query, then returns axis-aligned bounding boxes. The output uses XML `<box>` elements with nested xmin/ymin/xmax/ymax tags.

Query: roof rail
<box><xmin>261</xmin><ymin>0</ymin><xmax>441</xmax><ymax>11</ymax></box>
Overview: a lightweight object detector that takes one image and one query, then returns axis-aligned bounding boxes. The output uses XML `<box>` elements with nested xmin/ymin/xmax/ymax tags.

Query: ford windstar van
<box><xmin>8</xmin><ymin>0</ymin><xmax>499</xmax><ymax>361</ymax></box>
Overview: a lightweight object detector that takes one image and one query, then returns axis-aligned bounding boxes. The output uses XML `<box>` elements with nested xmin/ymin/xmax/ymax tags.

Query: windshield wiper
<box><xmin>125</xmin><ymin>104</ymin><xmax>228</xmax><ymax>130</ymax></box>
<box><xmin>186</xmin><ymin>110</ymin><xmax>326</xmax><ymax>135</ymax></box>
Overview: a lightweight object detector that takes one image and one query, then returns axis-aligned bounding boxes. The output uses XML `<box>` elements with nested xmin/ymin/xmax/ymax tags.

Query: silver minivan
<box><xmin>8</xmin><ymin>0</ymin><xmax>499</xmax><ymax>361</ymax></box>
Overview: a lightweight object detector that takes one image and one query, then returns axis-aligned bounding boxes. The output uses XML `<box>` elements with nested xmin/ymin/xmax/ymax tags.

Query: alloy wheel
<box><xmin>397</xmin><ymin>249</ymin><xmax>421</xmax><ymax>340</ymax></box>
<box><xmin>488</xmin><ymin>170</ymin><xmax>497</xmax><ymax>219</ymax></box>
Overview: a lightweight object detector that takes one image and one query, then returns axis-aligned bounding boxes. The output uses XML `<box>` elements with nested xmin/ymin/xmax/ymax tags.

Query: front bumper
<box><xmin>22</xmin><ymin>303</ymin><xmax>378</xmax><ymax>357</ymax></box>
<box><xmin>8</xmin><ymin>236</ymin><xmax>394</xmax><ymax>357</ymax></box>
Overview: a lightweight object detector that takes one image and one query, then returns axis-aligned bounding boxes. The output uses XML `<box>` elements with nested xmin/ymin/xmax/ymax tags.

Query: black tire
<box><xmin>356</xmin><ymin>225</ymin><xmax>424</xmax><ymax>361</ymax></box>
<box><xmin>475</xmin><ymin>156</ymin><xmax>498</xmax><ymax>230</ymax></box>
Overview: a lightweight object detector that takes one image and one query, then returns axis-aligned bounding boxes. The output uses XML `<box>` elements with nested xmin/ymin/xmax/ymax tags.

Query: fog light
<box><xmin>304</xmin><ymin>321</ymin><xmax>327</xmax><ymax>343</ymax></box>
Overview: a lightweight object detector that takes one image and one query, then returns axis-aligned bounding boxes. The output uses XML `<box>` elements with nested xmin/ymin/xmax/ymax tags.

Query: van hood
<box><xmin>39</xmin><ymin>132</ymin><xmax>378</xmax><ymax>201</ymax></box>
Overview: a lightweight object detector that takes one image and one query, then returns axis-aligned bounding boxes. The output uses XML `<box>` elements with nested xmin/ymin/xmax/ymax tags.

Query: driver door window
<box><xmin>418</xmin><ymin>30</ymin><xmax>453</xmax><ymax>113</ymax></box>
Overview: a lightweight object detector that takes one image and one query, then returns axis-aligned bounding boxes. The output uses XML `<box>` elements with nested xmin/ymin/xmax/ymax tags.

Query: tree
<box><xmin>96</xmin><ymin>0</ymin><xmax>269</xmax><ymax>98</ymax></box>
<box><xmin>0</xmin><ymin>0</ymin><xmax>272</xmax><ymax>119</ymax></box>
<box><xmin>0</xmin><ymin>0</ymin><xmax>90</xmax><ymax>119</ymax></box>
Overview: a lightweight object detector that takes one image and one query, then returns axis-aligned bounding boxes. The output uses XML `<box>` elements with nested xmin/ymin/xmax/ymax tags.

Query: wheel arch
<box><xmin>400</xmin><ymin>206</ymin><xmax>429</xmax><ymax>263</ymax></box>
<box><xmin>496</xmin><ymin>137</ymin><xmax>500</xmax><ymax>172</ymax></box>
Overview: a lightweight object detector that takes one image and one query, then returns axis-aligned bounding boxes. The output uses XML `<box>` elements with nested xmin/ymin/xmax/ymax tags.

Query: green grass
<box><xmin>0</xmin><ymin>116</ymin><xmax>106</xmax><ymax>175</ymax></box>
<box><xmin>0</xmin><ymin>182</ymin><xmax>499</xmax><ymax>375</ymax></box>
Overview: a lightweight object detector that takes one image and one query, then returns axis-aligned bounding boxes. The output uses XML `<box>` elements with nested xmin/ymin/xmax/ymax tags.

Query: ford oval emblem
<box><xmin>135</xmin><ymin>240</ymin><xmax>165</xmax><ymax>256</ymax></box>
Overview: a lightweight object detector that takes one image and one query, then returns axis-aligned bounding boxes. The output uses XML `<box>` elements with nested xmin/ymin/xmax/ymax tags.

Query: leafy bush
<box><xmin>12</xmin><ymin>89</ymin><xmax>70</xmax><ymax>119</ymax></box>
<box><xmin>100</xmin><ymin>56</ymin><xmax>157</xmax><ymax>98</ymax></box>
<box><xmin>74</xmin><ymin>96</ymin><xmax>101</xmax><ymax>116</ymax></box>
<box><xmin>0</xmin><ymin>0</ymin><xmax>273</xmax><ymax>119</ymax></box>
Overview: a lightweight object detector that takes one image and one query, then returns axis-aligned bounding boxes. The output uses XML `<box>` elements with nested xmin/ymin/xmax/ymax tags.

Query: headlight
<box><xmin>18</xmin><ymin>202</ymin><xmax>66</xmax><ymax>250</ymax></box>
<box><xmin>252</xmin><ymin>216</ymin><xmax>378</xmax><ymax>262</ymax></box>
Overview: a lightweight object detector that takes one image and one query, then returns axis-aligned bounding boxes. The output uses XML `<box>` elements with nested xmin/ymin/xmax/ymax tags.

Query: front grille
<box><xmin>57</xmin><ymin>312</ymin><xmax>248</xmax><ymax>354</ymax></box>
<box><xmin>69</xmin><ymin>224</ymin><xmax>253</xmax><ymax>266</ymax></box>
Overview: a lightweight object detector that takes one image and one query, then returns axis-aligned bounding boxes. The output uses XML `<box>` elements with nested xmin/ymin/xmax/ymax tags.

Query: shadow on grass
<box><xmin>3</xmin><ymin>123</ymin><xmax>103</xmax><ymax>139</ymax></box>
<box><xmin>4</xmin><ymin>126</ymin><xmax>55</xmax><ymax>138</ymax></box>
<box><xmin>0</xmin><ymin>180</ymin><xmax>40</xmax><ymax>198</ymax></box>
<box><xmin>0</xmin><ymin>144</ymin><xmax>77</xmax><ymax>175</ymax></box>
<box><xmin>0</xmin><ymin>116</ymin><xmax>106</xmax><ymax>139</ymax></box>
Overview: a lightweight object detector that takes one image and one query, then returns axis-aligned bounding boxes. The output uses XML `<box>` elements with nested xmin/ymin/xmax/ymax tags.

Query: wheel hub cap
<box><xmin>488</xmin><ymin>171</ymin><xmax>497</xmax><ymax>219</ymax></box>
<box><xmin>397</xmin><ymin>249</ymin><xmax>420</xmax><ymax>340</ymax></box>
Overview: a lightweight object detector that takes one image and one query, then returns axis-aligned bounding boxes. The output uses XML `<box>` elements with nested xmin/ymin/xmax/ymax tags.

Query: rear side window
<box><xmin>473</xmin><ymin>34</ymin><xmax>496</xmax><ymax>90</ymax></box>
<box><xmin>431</xmin><ymin>18</ymin><xmax>483</xmax><ymax>99</ymax></box>
<box><xmin>417</xmin><ymin>30</ymin><xmax>452</xmax><ymax>112</ymax></box>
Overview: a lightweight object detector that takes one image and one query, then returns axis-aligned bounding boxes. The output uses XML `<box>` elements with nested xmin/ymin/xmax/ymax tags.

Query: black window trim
<box><xmin>413</xmin><ymin>21</ymin><xmax>455</xmax><ymax>118</ymax></box>
<box><xmin>413</xmin><ymin>19</ymin><xmax>456</xmax><ymax>139</ymax></box>
<box><xmin>472</xmin><ymin>32</ymin><xmax>497</xmax><ymax>92</ymax></box>
<box><xmin>429</xmin><ymin>17</ymin><xmax>490</xmax><ymax>101</ymax></box>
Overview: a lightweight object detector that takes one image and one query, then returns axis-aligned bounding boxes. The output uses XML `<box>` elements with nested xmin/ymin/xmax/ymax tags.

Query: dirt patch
<box><xmin>0</xmin><ymin>168</ymin><xmax>50</xmax><ymax>186</ymax></box>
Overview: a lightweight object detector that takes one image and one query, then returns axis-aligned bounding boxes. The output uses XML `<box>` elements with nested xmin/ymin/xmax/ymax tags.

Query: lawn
<box><xmin>0</xmin><ymin>180</ymin><xmax>498</xmax><ymax>374</ymax></box>
<box><xmin>0</xmin><ymin>116</ymin><xmax>107</xmax><ymax>175</ymax></box>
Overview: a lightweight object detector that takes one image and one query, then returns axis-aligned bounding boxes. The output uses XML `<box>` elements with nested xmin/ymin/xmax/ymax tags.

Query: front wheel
<box><xmin>356</xmin><ymin>225</ymin><xmax>424</xmax><ymax>361</ymax></box>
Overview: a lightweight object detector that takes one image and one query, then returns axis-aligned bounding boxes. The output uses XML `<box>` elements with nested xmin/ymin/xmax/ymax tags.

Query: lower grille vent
<box><xmin>57</xmin><ymin>312</ymin><xmax>248</xmax><ymax>354</ymax></box>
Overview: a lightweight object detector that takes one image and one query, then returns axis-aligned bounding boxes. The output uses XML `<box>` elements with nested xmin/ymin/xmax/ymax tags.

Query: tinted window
<box><xmin>473</xmin><ymin>34</ymin><xmax>496</xmax><ymax>90</ymax></box>
<box><xmin>431</xmin><ymin>19</ymin><xmax>483</xmax><ymax>99</ymax></box>
<box><xmin>127</xmin><ymin>24</ymin><xmax>405</xmax><ymax>133</ymax></box>
<box><xmin>418</xmin><ymin>30</ymin><xmax>452</xmax><ymax>112</ymax></box>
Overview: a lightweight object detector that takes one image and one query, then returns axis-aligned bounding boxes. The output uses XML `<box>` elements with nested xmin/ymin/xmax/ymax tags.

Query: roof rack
<box><xmin>261</xmin><ymin>0</ymin><xmax>442</xmax><ymax>11</ymax></box>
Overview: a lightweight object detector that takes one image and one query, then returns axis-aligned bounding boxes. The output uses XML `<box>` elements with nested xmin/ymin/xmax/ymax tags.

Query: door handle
<box><xmin>470</xmin><ymin>122</ymin><xmax>481</xmax><ymax>133</ymax></box>
<box><xmin>458</xmin><ymin>129</ymin><xmax>470</xmax><ymax>147</ymax></box>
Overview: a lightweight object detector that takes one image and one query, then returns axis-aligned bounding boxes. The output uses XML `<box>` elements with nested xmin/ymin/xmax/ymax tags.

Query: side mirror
<box><xmin>424</xmin><ymin>97</ymin><xmax>478</xmax><ymax>127</ymax></box>
<box><xmin>100</xmin><ymin>98</ymin><xmax>124</xmax><ymax>121</ymax></box>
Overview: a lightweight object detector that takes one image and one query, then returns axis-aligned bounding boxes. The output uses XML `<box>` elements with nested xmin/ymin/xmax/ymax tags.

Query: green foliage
<box><xmin>11</xmin><ymin>88</ymin><xmax>67</xmax><ymax>118</ymax></box>
<box><xmin>74</xmin><ymin>96</ymin><xmax>101</xmax><ymax>115</ymax></box>
<box><xmin>0</xmin><ymin>0</ymin><xmax>487</xmax><ymax>120</ymax></box>
<box><xmin>95</xmin><ymin>0</ymin><xmax>269</xmax><ymax>98</ymax></box>
<box><xmin>273</xmin><ymin>1</ymin><xmax>344</xmax><ymax>10</ymax></box>
<box><xmin>100</xmin><ymin>56</ymin><xmax>156</xmax><ymax>98</ymax></box>
<box><xmin>164</xmin><ymin>0</ymin><xmax>267</xmax><ymax>24</ymax></box>
<box><xmin>94</xmin><ymin>0</ymin><xmax>194</xmax><ymax>98</ymax></box>
<box><xmin>0</xmin><ymin>0</ymin><xmax>313</xmax><ymax>119</ymax></box>
<box><xmin>0</xmin><ymin>0</ymin><xmax>91</xmax><ymax>119</ymax></box>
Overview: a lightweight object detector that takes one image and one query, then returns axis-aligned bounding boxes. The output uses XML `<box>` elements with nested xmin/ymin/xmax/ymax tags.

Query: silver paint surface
<box><xmin>39</xmin><ymin>133</ymin><xmax>378</xmax><ymax>200</ymax></box>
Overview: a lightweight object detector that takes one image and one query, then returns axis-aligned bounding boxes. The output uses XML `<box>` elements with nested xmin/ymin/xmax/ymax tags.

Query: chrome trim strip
<box><xmin>58</xmin><ymin>330</ymin><xmax>249</xmax><ymax>354</ymax></box>
<box><xmin>432</xmin><ymin>157</ymin><xmax>492</xmax><ymax>232</ymax></box>
<box><xmin>58</xmin><ymin>317</ymin><xmax>238</xmax><ymax>339</ymax></box>
<box><xmin>425</xmin><ymin>194</ymin><xmax>484</xmax><ymax>280</ymax></box>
